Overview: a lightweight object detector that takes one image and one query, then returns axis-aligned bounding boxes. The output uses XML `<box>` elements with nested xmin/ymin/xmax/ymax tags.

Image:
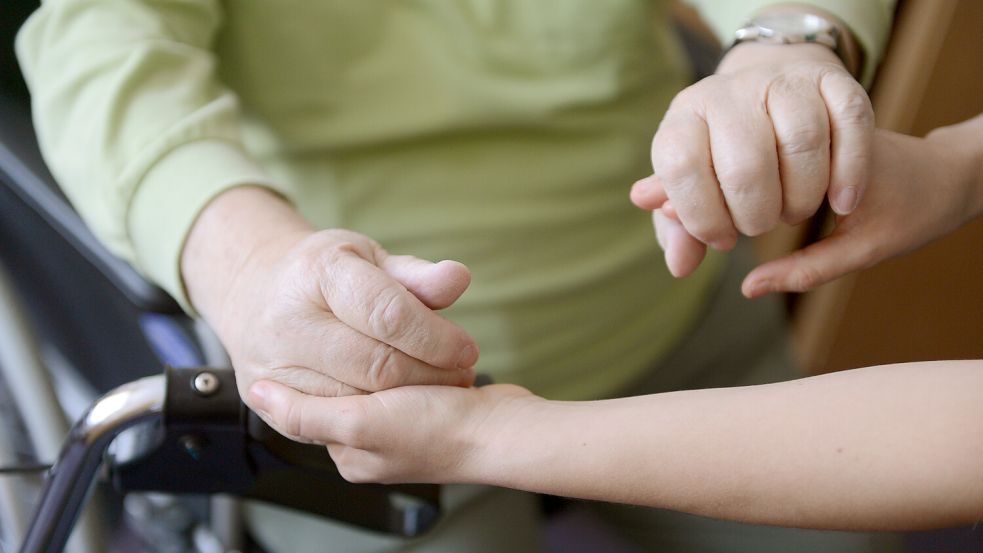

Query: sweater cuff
<box><xmin>697</xmin><ymin>0</ymin><xmax>895</xmax><ymax>87</ymax></box>
<box><xmin>127</xmin><ymin>139</ymin><xmax>286</xmax><ymax>314</ymax></box>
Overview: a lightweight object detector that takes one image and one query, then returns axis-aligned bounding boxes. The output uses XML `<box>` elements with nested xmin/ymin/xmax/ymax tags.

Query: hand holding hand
<box><xmin>182</xmin><ymin>188</ymin><xmax>479</xmax><ymax>443</ymax></box>
<box><xmin>247</xmin><ymin>381</ymin><xmax>537</xmax><ymax>484</ymax></box>
<box><xmin>634</xmin><ymin>42</ymin><xmax>874</xmax><ymax>277</ymax></box>
<box><xmin>742</xmin><ymin>121</ymin><xmax>983</xmax><ymax>297</ymax></box>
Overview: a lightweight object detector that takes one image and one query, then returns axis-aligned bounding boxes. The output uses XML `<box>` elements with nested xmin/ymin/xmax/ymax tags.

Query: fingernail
<box><xmin>832</xmin><ymin>186</ymin><xmax>859</xmax><ymax>215</ymax></box>
<box><xmin>457</xmin><ymin>344</ymin><xmax>478</xmax><ymax>369</ymax></box>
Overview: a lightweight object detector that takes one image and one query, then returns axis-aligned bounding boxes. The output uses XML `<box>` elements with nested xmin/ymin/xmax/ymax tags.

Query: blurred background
<box><xmin>1</xmin><ymin>0</ymin><xmax>982</xmax><ymax>552</ymax></box>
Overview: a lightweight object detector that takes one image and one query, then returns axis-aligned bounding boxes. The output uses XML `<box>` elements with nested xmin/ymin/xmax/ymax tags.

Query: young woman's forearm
<box><xmin>477</xmin><ymin>360</ymin><xmax>983</xmax><ymax>530</ymax></box>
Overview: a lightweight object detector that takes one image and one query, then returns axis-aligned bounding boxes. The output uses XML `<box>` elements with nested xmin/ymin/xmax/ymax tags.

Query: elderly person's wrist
<box><xmin>719</xmin><ymin>4</ymin><xmax>863</xmax><ymax>78</ymax></box>
<box><xmin>716</xmin><ymin>41</ymin><xmax>842</xmax><ymax>75</ymax></box>
<box><xmin>181</xmin><ymin>186</ymin><xmax>313</xmax><ymax>329</ymax></box>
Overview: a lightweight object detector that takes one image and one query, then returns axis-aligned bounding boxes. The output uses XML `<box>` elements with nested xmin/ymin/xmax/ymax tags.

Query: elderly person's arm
<box><xmin>17</xmin><ymin>1</ymin><xmax>477</xmax><ymax>440</ymax></box>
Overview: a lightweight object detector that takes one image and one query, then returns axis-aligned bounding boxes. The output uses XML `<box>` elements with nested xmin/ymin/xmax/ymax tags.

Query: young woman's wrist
<box><xmin>925</xmin><ymin>128</ymin><xmax>983</xmax><ymax>224</ymax></box>
<box><xmin>462</xmin><ymin>392</ymin><xmax>555</xmax><ymax>488</ymax></box>
<box><xmin>968</xmin><ymin>142</ymin><xmax>983</xmax><ymax>221</ymax></box>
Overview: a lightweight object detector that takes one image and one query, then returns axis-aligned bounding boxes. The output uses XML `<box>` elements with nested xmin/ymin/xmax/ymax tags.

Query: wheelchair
<box><xmin>0</xmin><ymin>3</ymin><xmax>441</xmax><ymax>552</ymax></box>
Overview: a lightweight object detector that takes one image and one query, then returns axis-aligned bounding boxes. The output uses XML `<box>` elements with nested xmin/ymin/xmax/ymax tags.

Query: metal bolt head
<box><xmin>192</xmin><ymin>371</ymin><xmax>220</xmax><ymax>396</ymax></box>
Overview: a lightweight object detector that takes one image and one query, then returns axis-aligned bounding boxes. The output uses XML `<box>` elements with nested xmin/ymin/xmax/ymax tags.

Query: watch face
<box><xmin>754</xmin><ymin>12</ymin><xmax>833</xmax><ymax>38</ymax></box>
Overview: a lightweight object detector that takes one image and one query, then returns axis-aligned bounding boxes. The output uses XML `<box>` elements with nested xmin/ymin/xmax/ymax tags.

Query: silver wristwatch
<box><xmin>734</xmin><ymin>11</ymin><xmax>860</xmax><ymax>77</ymax></box>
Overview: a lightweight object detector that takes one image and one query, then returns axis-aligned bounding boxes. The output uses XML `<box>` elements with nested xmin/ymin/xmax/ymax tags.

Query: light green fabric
<box><xmin>16</xmin><ymin>0</ymin><xmax>891</xmax><ymax>400</ymax></box>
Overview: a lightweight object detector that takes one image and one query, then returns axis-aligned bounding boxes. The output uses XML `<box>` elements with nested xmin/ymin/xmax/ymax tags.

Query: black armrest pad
<box><xmin>0</xmin><ymin>98</ymin><xmax>181</xmax><ymax>314</ymax></box>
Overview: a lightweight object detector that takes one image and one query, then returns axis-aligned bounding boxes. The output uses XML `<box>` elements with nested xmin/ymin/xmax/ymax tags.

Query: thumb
<box><xmin>249</xmin><ymin>380</ymin><xmax>363</xmax><ymax>445</ymax></box>
<box><xmin>381</xmin><ymin>256</ymin><xmax>471</xmax><ymax>310</ymax></box>
<box><xmin>741</xmin><ymin>228</ymin><xmax>873</xmax><ymax>298</ymax></box>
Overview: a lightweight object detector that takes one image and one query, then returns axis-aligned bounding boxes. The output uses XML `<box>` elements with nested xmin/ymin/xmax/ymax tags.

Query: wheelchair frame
<box><xmin>0</xmin><ymin>10</ymin><xmax>442</xmax><ymax>552</ymax></box>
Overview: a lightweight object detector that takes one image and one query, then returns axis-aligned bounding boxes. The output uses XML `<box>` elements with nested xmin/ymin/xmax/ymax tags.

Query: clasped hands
<box><xmin>197</xmin><ymin>43</ymin><xmax>980</xmax><ymax>483</ymax></box>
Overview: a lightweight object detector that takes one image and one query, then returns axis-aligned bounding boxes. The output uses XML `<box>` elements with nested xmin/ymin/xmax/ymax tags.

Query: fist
<box><xmin>634</xmin><ymin>43</ymin><xmax>874</xmax><ymax>277</ymax></box>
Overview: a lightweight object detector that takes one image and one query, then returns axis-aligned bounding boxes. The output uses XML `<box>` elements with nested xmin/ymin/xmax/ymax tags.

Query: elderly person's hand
<box><xmin>634</xmin><ymin>115</ymin><xmax>983</xmax><ymax>297</ymax></box>
<box><xmin>181</xmin><ymin>187</ymin><xmax>478</xmax><ymax>442</ymax></box>
<box><xmin>633</xmin><ymin>39</ymin><xmax>873</xmax><ymax>278</ymax></box>
<box><xmin>742</xmin><ymin>119</ymin><xmax>983</xmax><ymax>297</ymax></box>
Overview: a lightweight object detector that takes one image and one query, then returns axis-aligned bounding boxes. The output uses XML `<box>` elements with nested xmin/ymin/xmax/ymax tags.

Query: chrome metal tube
<box><xmin>20</xmin><ymin>375</ymin><xmax>165</xmax><ymax>553</ymax></box>
<box><xmin>0</xmin><ymin>260</ymin><xmax>103</xmax><ymax>553</ymax></box>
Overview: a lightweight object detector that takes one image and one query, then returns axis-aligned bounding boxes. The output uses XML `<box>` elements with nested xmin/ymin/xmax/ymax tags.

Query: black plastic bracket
<box><xmin>110</xmin><ymin>366</ymin><xmax>440</xmax><ymax>537</ymax></box>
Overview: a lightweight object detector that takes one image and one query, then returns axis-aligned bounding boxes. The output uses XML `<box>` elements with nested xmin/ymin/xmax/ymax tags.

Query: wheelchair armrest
<box><xmin>22</xmin><ymin>367</ymin><xmax>440</xmax><ymax>553</ymax></box>
<box><xmin>0</xmin><ymin>98</ymin><xmax>181</xmax><ymax>314</ymax></box>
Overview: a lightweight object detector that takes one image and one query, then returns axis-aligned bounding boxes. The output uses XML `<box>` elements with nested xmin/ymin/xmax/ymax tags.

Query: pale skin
<box><xmin>635</xmin><ymin>115</ymin><xmax>983</xmax><ymax>298</ymax></box>
<box><xmin>182</xmin><ymin>2</ymin><xmax>983</xmax><ymax>533</ymax></box>
<box><xmin>181</xmin><ymin>6</ymin><xmax>866</xmax><ymax>434</ymax></box>
<box><xmin>247</xmin><ymin>119</ymin><xmax>983</xmax><ymax>531</ymax></box>
<box><xmin>637</xmin><ymin>36</ymin><xmax>874</xmax><ymax>266</ymax></box>
<box><xmin>181</xmin><ymin>188</ymin><xmax>480</xmax><ymax>411</ymax></box>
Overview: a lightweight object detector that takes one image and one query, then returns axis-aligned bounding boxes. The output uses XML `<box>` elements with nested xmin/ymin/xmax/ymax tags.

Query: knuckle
<box><xmin>835</xmin><ymin>92</ymin><xmax>873</xmax><ymax>129</ymax></box>
<box><xmin>332</xmin><ymin>450</ymin><xmax>369</xmax><ymax>483</ymax></box>
<box><xmin>768</xmin><ymin>73</ymin><xmax>808</xmax><ymax>97</ymax></box>
<box><xmin>280</xmin><ymin>400</ymin><xmax>307</xmax><ymax>440</ymax></box>
<box><xmin>668</xmin><ymin>82</ymin><xmax>705</xmax><ymax>109</ymax></box>
<box><xmin>324</xmin><ymin>240</ymin><xmax>362</xmax><ymax>264</ymax></box>
<box><xmin>365</xmin><ymin>345</ymin><xmax>401</xmax><ymax>390</ymax></box>
<box><xmin>367</xmin><ymin>290</ymin><xmax>411</xmax><ymax>342</ymax></box>
<box><xmin>781</xmin><ymin>191</ymin><xmax>826</xmax><ymax>225</ymax></box>
<box><xmin>779</xmin><ymin>126</ymin><xmax>827</xmax><ymax>156</ymax></box>
<box><xmin>334</xmin><ymin>402</ymin><xmax>371</xmax><ymax>447</ymax></box>
<box><xmin>653</xmin><ymin>151</ymin><xmax>702</xmax><ymax>186</ymax></box>
<box><xmin>735</xmin><ymin>217</ymin><xmax>773</xmax><ymax>238</ymax></box>
<box><xmin>781</xmin><ymin>206</ymin><xmax>814</xmax><ymax>226</ymax></box>
<box><xmin>788</xmin><ymin>257</ymin><xmax>825</xmax><ymax>291</ymax></box>
<box><xmin>685</xmin><ymin>218</ymin><xmax>733</xmax><ymax>245</ymax></box>
<box><xmin>734</xmin><ymin>204</ymin><xmax>781</xmax><ymax>238</ymax></box>
<box><xmin>716</xmin><ymin>163</ymin><xmax>767</xmax><ymax>194</ymax></box>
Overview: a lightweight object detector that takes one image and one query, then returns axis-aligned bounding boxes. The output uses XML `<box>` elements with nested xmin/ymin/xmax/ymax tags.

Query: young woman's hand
<box><xmin>247</xmin><ymin>381</ymin><xmax>539</xmax><ymax>484</ymax></box>
<box><xmin>741</xmin><ymin>120</ymin><xmax>983</xmax><ymax>297</ymax></box>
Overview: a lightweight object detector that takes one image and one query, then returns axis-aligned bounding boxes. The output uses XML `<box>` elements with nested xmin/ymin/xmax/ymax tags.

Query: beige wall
<box><xmin>798</xmin><ymin>0</ymin><xmax>983</xmax><ymax>373</ymax></box>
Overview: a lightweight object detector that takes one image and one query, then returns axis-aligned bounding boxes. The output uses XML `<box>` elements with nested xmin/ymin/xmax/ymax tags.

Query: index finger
<box><xmin>322</xmin><ymin>252</ymin><xmax>479</xmax><ymax>371</ymax></box>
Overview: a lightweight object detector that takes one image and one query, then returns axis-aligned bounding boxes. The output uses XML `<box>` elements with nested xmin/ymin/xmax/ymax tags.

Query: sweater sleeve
<box><xmin>685</xmin><ymin>0</ymin><xmax>897</xmax><ymax>86</ymax></box>
<box><xmin>16</xmin><ymin>0</ymin><xmax>288</xmax><ymax>311</ymax></box>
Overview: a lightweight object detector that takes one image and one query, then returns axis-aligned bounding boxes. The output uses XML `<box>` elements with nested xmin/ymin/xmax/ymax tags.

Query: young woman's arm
<box><xmin>246</xmin><ymin>120</ymin><xmax>983</xmax><ymax>530</ymax></box>
<box><xmin>249</xmin><ymin>359</ymin><xmax>983</xmax><ymax>531</ymax></box>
